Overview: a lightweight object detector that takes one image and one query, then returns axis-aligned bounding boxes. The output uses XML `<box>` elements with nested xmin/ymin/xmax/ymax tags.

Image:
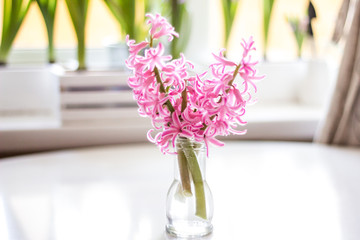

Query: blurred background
<box><xmin>0</xmin><ymin>0</ymin><xmax>343</xmax><ymax>61</ymax></box>
<box><xmin>0</xmin><ymin>0</ymin><xmax>352</xmax><ymax>157</ymax></box>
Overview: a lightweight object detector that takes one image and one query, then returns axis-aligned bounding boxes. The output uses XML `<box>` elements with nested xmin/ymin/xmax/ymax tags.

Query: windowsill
<box><xmin>0</xmin><ymin>49</ymin><xmax>335</xmax><ymax>156</ymax></box>
<box><xmin>0</xmin><ymin>101</ymin><xmax>323</xmax><ymax>157</ymax></box>
<box><xmin>4</xmin><ymin>48</ymin><xmax>125</xmax><ymax>70</ymax></box>
<box><xmin>0</xmin><ymin>102</ymin><xmax>322</xmax><ymax>129</ymax></box>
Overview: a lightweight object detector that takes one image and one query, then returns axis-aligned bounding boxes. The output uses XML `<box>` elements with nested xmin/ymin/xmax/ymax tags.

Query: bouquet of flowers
<box><xmin>125</xmin><ymin>13</ymin><xmax>263</xmax><ymax>223</ymax></box>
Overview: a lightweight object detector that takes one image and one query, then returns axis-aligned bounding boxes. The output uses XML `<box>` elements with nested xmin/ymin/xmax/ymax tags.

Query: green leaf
<box><xmin>263</xmin><ymin>0</ymin><xmax>275</xmax><ymax>58</ymax></box>
<box><xmin>103</xmin><ymin>0</ymin><xmax>147</xmax><ymax>42</ymax></box>
<box><xmin>170</xmin><ymin>1</ymin><xmax>190</xmax><ymax>58</ymax></box>
<box><xmin>0</xmin><ymin>0</ymin><xmax>33</xmax><ymax>64</ymax></box>
<box><xmin>36</xmin><ymin>0</ymin><xmax>57</xmax><ymax>63</ymax></box>
<box><xmin>286</xmin><ymin>16</ymin><xmax>306</xmax><ymax>58</ymax></box>
<box><xmin>64</xmin><ymin>0</ymin><xmax>89</xmax><ymax>70</ymax></box>
<box><xmin>221</xmin><ymin>0</ymin><xmax>240</xmax><ymax>52</ymax></box>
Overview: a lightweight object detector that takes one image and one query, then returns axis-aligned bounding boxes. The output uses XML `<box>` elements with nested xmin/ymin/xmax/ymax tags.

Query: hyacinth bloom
<box><xmin>146</xmin><ymin>13</ymin><xmax>179</xmax><ymax>41</ymax></box>
<box><xmin>125</xmin><ymin>13</ymin><xmax>263</xmax><ymax>220</ymax></box>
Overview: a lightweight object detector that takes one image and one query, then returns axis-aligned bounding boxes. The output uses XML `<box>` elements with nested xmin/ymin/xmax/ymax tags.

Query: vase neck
<box><xmin>174</xmin><ymin>137</ymin><xmax>207</xmax><ymax>181</ymax></box>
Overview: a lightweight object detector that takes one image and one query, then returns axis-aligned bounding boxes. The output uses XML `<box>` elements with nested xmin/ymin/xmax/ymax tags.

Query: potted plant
<box><xmin>36</xmin><ymin>0</ymin><xmax>57</xmax><ymax>64</ymax></box>
<box><xmin>259</xmin><ymin>1</ymin><xmax>331</xmax><ymax>107</ymax></box>
<box><xmin>221</xmin><ymin>0</ymin><xmax>240</xmax><ymax>56</ymax></box>
<box><xmin>0</xmin><ymin>0</ymin><xmax>60</xmax><ymax>128</ymax></box>
<box><xmin>293</xmin><ymin>1</ymin><xmax>331</xmax><ymax>106</ymax></box>
<box><xmin>103</xmin><ymin>0</ymin><xmax>148</xmax><ymax>68</ymax></box>
<box><xmin>286</xmin><ymin>16</ymin><xmax>307</xmax><ymax>59</ymax></box>
<box><xmin>0</xmin><ymin>0</ymin><xmax>32</xmax><ymax>65</ymax></box>
<box><xmin>54</xmin><ymin>0</ymin><xmax>138</xmax><ymax>126</ymax></box>
<box><xmin>104</xmin><ymin>0</ymin><xmax>148</xmax><ymax>42</ymax></box>
<box><xmin>64</xmin><ymin>0</ymin><xmax>89</xmax><ymax>70</ymax></box>
<box><xmin>263</xmin><ymin>0</ymin><xmax>275</xmax><ymax>61</ymax></box>
<box><xmin>166</xmin><ymin>0</ymin><xmax>191</xmax><ymax>58</ymax></box>
<box><xmin>258</xmin><ymin>0</ymin><xmax>308</xmax><ymax>105</ymax></box>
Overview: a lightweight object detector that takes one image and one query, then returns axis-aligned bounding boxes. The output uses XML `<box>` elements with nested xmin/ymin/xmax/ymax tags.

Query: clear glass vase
<box><xmin>166</xmin><ymin>137</ymin><xmax>213</xmax><ymax>238</ymax></box>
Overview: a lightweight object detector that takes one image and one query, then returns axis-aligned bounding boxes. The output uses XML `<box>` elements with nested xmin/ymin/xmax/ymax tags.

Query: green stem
<box><xmin>48</xmin><ymin>31</ymin><xmax>55</xmax><ymax>63</ymax></box>
<box><xmin>37</xmin><ymin>0</ymin><xmax>57</xmax><ymax>64</ymax></box>
<box><xmin>154</xmin><ymin>67</ymin><xmax>166</xmax><ymax>92</ymax></box>
<box><xmin>181</xmin><ymin>87</ymin><xmax>187</xmax><ymax>112</ymax></box>
<box><xmin>226</xmin><ymin>63</ymin><xmax>241</xmax><ymax>93</ymax></box>
<box><xmin>171</xmin><ymin>0</ymin><xmax>179</xmax><ymax>58</ymax></box>
<box><xmin>77</xmin><ymin>30</ymin><xmax>86</xmax><ymax>70</ymax></box>
<box><xmin>263</xmin><ymin>33</ymin><xmax>268</xmax><ymax>61</ymax></box>
<box><xmin>0</xmin><ymin>0</ymin><xmax>32</xmax><ymax>65</ymax></box>
<box><xmin>182</xmin><ymin>138</ymin><xmax>207</xmax><ymax>219</ymax></box>
<box><xmin>263</xmin><ymin>0</ymin><xmax>275</xmax><ymax>60</ymax></box>
<box><xmin>177</xmin><ymin>148</ymin><xmax>192</xmax><ymax>197</ymax></box>
<box><xmin>0</xmin><ymin>48</ymin><xmax>10</xmax><ymax>65</ymax></box>
<box><xmin>154</xmin><ymin>66</ymin><xmax>175</xmax><ymax>113</ymax></box>
<box><xmin>64</xmin><ymin>0</ymin><xmax>88</xmax><ymax>71</ymax></box>
<box><xmin>150</xmin><ymin>37</ymin><xmax>153</xmax><ymax>48</ymax></box>
<box><xmin>150</xmin><ymin>38</ymin><xmax>175</xmax><ymax>114</ymax></box>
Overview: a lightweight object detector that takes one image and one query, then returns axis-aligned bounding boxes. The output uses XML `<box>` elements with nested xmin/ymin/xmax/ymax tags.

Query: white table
<box><xmin>0</xmin><ymin>141</ymin><xmax>359</xmax><ymax>240</ymax></box>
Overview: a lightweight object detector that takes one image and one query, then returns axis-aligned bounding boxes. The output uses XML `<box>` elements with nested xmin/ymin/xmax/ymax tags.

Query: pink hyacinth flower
<box><xmin>241</xmin><ymin>36</ymin><xmax>256</xmax><ymax>58</ymax></box>
<box><xmin>140</xmin><ymin>42</ymin><xmax>172</xmax><ymax>71</ymax></box>
<box><xmin>126</xmin><ymin>35</ymin><xmax>149</xmax><ymax>57</ymax></box>
<box><xmin>146</xmin><ymin>13</ymin><xmax>179</xmax><ymax>41</ymax></box>
<box><xmin>211</xmin><ymin>49</ymin><xmax>238</xmax><ymax>67</ymax></box>
<box><xmin>163</xmin><ymin>111</ymin><xmax>194</xmax><ymax>148</ymax></box>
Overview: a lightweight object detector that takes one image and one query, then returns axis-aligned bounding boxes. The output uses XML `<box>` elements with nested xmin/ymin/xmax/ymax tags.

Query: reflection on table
<box><xmin>1</xmin><ymin>141</ymin><xmax>360</xmax><ymax>240</ymax></box>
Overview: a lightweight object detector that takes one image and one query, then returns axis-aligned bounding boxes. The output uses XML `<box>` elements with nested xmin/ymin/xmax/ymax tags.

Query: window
<box><xmin>0</xmin><ymin>0</ymin><xmax>343</xmax><ymax>63</ymax></box>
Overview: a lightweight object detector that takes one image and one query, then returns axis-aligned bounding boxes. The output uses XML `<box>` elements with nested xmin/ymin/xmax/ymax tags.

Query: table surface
<box><xmin>0</xmin><ymin>141</ymin><xmax>360</xmax><ymax>240</ymax></box>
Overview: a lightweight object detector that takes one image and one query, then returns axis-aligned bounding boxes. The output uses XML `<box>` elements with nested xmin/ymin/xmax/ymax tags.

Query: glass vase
<box><xmin>166</xmin><ymin>137</ymin><xmax>213</xmax><ymax>238</ymax></box>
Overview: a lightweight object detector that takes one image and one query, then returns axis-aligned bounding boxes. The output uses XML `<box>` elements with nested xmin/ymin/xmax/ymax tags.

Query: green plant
<box><xmin>159</xmin><ymin>0</ymin><xmax>190</xmax><ymax>59</ymax></box>
<box><xmin>103</xmin><ymin>0</ymin><xmax>148</xmax><ymax>42</ymax></box>
<box><xmin>65</xmin><ymin>0</ymin><xmax>89</xmax><ymax>70</ymax></box>
<box><xmin>0</xmin><ymin>0</ymin><xmax>33</xmax><ymax>65</ymax></box>
<box><xmin>263</xmin><ymin>0</ymin><xmax>275</xmax><ymax>60</ymax></box>
<box><xmin>287</xmin><ymin>16</ymin><xmax>307</xmax><ymax>58</ymax></box>
<box><xmin>169</xmin><ymin>0</ymin><xmax>190</xmax><ymax>59</ymax></box>
<box><xmin>221</xmin><ymin>0</ymin><xmax>240</xmax><ymax>56</ymax></box>
<box><xmin>36</xmin><ymin>0</ymin><xmax>57</xmax><ymax>63</ymax></box>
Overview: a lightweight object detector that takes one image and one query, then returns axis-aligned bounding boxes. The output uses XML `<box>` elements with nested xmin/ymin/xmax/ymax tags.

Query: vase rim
<box><xmin>175</xmin><ymin>136</ymin><xmax>205</xmax><ymax>151</ymax></box>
